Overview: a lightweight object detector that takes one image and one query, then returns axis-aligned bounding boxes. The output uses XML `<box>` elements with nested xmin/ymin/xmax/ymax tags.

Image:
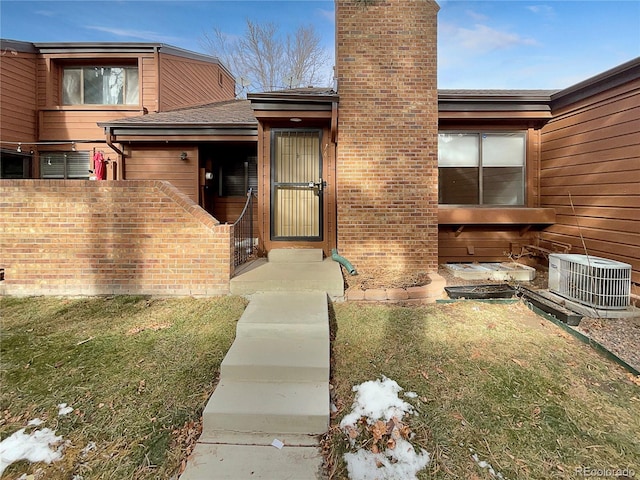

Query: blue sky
<box><xmin>1</xmin><ymin>0</ymin><xmax>639</xmax><ymax>90</ymax></box>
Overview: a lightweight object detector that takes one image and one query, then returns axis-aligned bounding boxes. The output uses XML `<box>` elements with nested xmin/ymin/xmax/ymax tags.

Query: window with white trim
<box><xmin>62</xmin><ymin>67</ymin><xmax>139</xmax><ymax>105</ymax></box>
<box><xmin>438</xmin><ymin>132</ymin><xmax>526</xmax><ymax>205</ymax></box>
<box><xmin>40</xmin><ymin>151</ymin><xmax>90</xmax><ymax>179</ymax></box>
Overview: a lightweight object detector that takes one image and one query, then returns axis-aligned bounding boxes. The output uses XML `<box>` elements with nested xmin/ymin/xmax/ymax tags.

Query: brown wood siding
<box><xmin>540</xmin><ymin>78</ymin><xmax>640</xmax><ymax>284</ymax></box>
<box><xmin>439</xmin><ymin>226</ymin><xmax>539</xmax><ymax>263</ymax></box>
<box><xmin>124</xmin><ymin>145</ymin><xmax>199</xmax><ymax>201</ymax></box>
<box><xmin>141</xmin><ymin>56</ymin><xmax>159</xmax><ymax>112</ymax></box>
<box><xmin>158</xmin><ymin>54</ymin><xmax>235</xmax><ymax>112</ymax></box>
<box><xmin>39</xmin><ymin>110</ymin><xmax>143</xmax><ymax>141</ymax></box>
<box><xmin>0</xmin><ymin>52</ymin><xmax>37</xmax><ymax>142</ymax></box>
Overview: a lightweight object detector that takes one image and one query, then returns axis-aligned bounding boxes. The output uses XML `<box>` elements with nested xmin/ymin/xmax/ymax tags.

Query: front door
<box><xmin>271</xmin><ymin>129</ymin><xmax>324</xmax><ymax>241</ymax></box>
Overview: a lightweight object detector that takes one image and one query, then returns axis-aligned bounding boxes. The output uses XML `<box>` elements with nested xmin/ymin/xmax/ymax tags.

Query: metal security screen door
<box><xmin>271</xmin><ymin>129</ymin><xmax>324</xmax><ymax>241</ymax></box>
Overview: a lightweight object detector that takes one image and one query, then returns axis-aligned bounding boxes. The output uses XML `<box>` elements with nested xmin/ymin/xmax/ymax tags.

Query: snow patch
<box><xmin>340</xmin><ymin>376</ymin><xmax>430</xmax><ymax>480</ymax></box>
<box><xmin>340</xmin><ymin>376</ymin><xmax>415</xmax><ymax>429</ymax></box>
<box><xmin>344</xmin><ymin>438</ymin><xmax>430</xmax><ymax>480</ymax></box>
<box><xmin>57</xmin><ymin>403</ymin><xmax>74</xmax><ymax>416</ymax></box>
<box><xmin>0</xmin><ymin>428</ymin><xmax>63</xmax><ymax>475</ymax></box>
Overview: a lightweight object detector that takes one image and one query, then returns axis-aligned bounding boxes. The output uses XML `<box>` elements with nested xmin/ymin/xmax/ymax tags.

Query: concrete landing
<box><xmin>181</xmin><ymin>259</ymin><xmax>332</xmax><ymax>480</ymax></box>
<box><xmin>182</xmin><ymin>443</ymin><xmax>324</xmax><ymax>480</ymax></box>
<box><xmin>230</xmin><ymin>256</ymin><xmax>344</xmax><ymax>299</ymax></box>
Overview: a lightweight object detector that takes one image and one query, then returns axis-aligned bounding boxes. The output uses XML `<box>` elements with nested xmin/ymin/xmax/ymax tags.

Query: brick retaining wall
<box><xmin>0</xmin><ymin>180</ymin><xmax>233</xmax><ymax>296</ymax></box>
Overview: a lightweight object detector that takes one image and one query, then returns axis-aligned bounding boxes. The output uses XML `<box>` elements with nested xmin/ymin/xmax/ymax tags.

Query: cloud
<box><xmin>317</xmin><ymin>8</ymin><xmax>335</xmax><ymax>24</ymax></box>
<box><xmin>465</xmin><ymin>9</ymin><xmax>488</xmax><ymax>22</ymax></box>
<box><xmin>526</xmin><ymin>4</ymin><xmax>555</xmax><ymax>17</ymax></box>
<box><xmin>85</xmin><ymin>26</ymin><xmax>183</xmax><ymax>44</ymax></box>
<box><xmin>441</xmin><ymin>22</ymin><xmax>539</xmax><ymax>54</ymax></box>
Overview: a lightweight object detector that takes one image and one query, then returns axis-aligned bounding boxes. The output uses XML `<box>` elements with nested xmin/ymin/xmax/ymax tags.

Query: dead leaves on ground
<box><xmin>346</xmin><ymin>416</ymin><xmax>413</xmax><ymax>456</ymax></box>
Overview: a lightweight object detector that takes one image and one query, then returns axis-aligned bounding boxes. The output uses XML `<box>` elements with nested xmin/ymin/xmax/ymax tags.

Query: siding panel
<box><xmin>159</xmin><ymin>54</ymin><xmax>235</xmax><ymax>111</ymax></box>
<box><xmin>1</xmin><ymin>53</ymin><xmax>37</xmax><ymax>142</ymax></box>
<box><xmin>124</xmin><ymin>146</ymin><xmax>199</xmax><ymax>201</ymax></box>
<box><xmin>540</xmin><ymin>78</ymin><xmax>640</xmax><ymax>285</ymax></box>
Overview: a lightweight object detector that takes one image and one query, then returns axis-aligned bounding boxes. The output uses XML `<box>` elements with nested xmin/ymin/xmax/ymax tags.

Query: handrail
<box><xmin>233</xmin><ymin>188</ymin><xmax>256</xmax><ymax>267</ymax></box>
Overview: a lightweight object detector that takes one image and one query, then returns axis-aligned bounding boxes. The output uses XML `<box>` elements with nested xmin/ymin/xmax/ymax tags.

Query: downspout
<box><xmin>331</xmin><ymin>249</ymin><xmax>357</xmax><ymax>275</ymax></box>
<box><xmin>105</xmin><ymin>127</ymin><xmax>126</xmax><ymax>180</ymax></box>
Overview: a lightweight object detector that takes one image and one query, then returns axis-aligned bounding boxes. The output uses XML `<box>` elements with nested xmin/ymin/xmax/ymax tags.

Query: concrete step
<box><xmin>202</xmin><ymin>380</ymin><xmax>329</xmax><ymax>436</ymax></box>
<box><xmin>267</xmin><ymin>248</ymin><xmax>324</xmax><ymax>263</ymax></box>
<box><xmin>235</xmin><ymin>292</ymin><xmax>329</xmax><ymax>339</ymax></box>
<box><xmin>180</xmin><ymin>443</ymin><xmax>323</xmax><ymax>480</ymax></box>
<box><xmin>230</xmin><ymin>259</ymin><xmax>344</xmax><ymax>298</ymax></box>
<box><xmin>220</xmin><ymin>336</ymin><xmax>329</xmax><ymax>383</ymax></box>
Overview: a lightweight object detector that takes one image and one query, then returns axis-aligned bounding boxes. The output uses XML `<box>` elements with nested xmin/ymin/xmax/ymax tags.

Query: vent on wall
<box><xmin>548</xmin><ymin>254</ymin><xmax>631</xmax><ymax>310</ymax></box>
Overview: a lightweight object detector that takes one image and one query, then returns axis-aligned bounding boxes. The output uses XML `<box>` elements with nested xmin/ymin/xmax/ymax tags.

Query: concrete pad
<box><xmin>268</xmin><ymin>248</ymin><xmax>324</xmax><ymax>263</ymax></box>
<box><xmin>230</xmin><ymin>259</ymin><xmax>344</xmax><ymax>297</ymax></box>
<box><xmin>180</xmin><ymin>443</ymin><xmax>324</xmax><ymax>480</ymax></box>
<box><xmin>221</xmin><ymin>336</ymin><xmax>329</xmax><ymax>383</ymax></box>
<box><xmin>202</xmin><ymin>380</ymin><xmax>329</xmax><ymax>435</ymax></box>
<box><xmin>444</xmin><ymin>262</ymin><xmax>536</xmax><ymax>282</ymax></box>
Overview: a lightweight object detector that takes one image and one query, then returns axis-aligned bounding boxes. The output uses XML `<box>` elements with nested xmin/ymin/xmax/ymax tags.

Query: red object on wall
<box><xmin>93</xmin><ymin>151</ymin><xmax>106</xmax><ymax>180</ymax></box>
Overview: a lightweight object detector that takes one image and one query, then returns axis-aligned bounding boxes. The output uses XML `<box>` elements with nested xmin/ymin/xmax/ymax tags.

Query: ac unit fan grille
<box><xmin>549</xmin><ymin>254</ymin><xmax>631</xmax><ymax>310</ymax></box>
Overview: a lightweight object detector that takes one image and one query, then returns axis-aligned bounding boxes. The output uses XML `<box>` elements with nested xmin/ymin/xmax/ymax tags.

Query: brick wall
<box><xmin>335</xmin><ymin>0</ymin><xmax>440</xmax><ymax>279</ymax></box>
<box><xmin>0</xmin><ymin>180</ymin><xmax>233</xmax><ymax>296</ymax></box>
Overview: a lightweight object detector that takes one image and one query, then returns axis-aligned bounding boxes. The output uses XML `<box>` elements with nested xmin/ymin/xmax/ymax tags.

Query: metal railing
<box><xmin>233</xmin><ymin>188</ymin><xmax>256</xmax><ymax>267</ymax></box>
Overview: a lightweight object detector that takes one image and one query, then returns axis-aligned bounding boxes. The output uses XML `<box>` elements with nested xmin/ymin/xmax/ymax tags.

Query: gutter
<box><xmin>104</xmin><ymin>127</ymin><xmax>126</xmax><ymax>180</ymax></box>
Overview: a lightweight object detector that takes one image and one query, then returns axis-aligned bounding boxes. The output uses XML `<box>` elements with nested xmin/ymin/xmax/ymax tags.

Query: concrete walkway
<box><xmin>180</xmin><ymin>250</ymin><xmax>343</xmax><ymax>480</ymax></box>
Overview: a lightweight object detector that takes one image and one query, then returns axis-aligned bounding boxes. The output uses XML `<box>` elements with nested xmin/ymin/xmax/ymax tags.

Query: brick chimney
<box><xmin>335</xmin><ymin>0</ymin><xmax>440</xmax><ymax>281</ymax></box>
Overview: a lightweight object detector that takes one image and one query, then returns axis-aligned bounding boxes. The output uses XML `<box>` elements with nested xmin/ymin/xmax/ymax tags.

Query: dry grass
<box><xmin>0</xmin><ymin>295</ymin><xmax>247</xmax><ymax>479</ymax></box>
<box><xmin>326</xmin><ymin>300</ymin><xmax>640</xmax><ymax>479</ymax></box>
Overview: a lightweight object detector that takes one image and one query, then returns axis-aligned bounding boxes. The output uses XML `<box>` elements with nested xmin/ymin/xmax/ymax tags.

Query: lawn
<box><xmin>0</xmin><ymin>295</ymin><xmax>246</xmax><ymax>479</ymax></box>
<box><xmin>325</xmin><ymin>301</ymin><xmax>640</xmax><ymax>479</ymax></box>
<box><xmin>1</xmin><ymin>296</ymin><xmax>639</xmax><ymax>480</ymax></box>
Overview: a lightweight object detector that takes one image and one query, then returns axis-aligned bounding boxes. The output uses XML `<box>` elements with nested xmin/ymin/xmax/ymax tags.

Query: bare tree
<box><xmin>201</xmin><ymin>19</ymin><xmax>331</xmax><ymax>96</ymax></box>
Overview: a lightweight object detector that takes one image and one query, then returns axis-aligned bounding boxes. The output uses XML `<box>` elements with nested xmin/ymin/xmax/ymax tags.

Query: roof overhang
<box><xmin>551</xmin><ymin>56</ymin><xmax>640</xmax><ymax>111</ymax></box>
<box><xmin>248</xmin><ymin>90</ymin><xmax>338</xmax><ymax>120</ymax></box>
<box><xmin>438</xmin><ymin>90</ymin><xmax>555</xmax><ymax>121</ymax></box>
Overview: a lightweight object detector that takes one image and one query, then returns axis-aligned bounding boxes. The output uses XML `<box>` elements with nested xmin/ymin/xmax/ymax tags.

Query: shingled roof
<box><xmin>98</xmin><ymin>100</ymin><xmax>257</xmax><ymax>128</ymax></box>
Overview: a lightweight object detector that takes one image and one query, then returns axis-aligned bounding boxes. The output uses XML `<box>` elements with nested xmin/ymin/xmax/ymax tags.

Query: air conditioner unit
<box><xmin>548</xmin><ymin>254</ymin><xmax>631</xmax><ymax>310</ymax></box>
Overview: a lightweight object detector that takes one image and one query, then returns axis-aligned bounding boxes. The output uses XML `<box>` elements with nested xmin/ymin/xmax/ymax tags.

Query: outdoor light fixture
<box><xmin>290</xmin><ymin>117</ymin><xmax>302</xmax><ymax>123</ymax></box>
<box><xmin>16</xmin><ymin>143</ymin><xmax>21</xmax><ymax>153</ymax></box>
<box><xmin>180</xmin><ymin>152</ymin><xmax>188</xmax><ymax>160</ymax></box>
<box><xmin>71</xmin><ymin>142</ymin><xmax>76</xmax><ymax>152</ymax></box>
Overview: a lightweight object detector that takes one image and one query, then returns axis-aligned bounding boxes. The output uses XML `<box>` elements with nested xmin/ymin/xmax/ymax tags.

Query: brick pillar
<box><xmin>335</xmin><ymin>0</ymin><xmax>440</xmax><ymax>280</ymax></box>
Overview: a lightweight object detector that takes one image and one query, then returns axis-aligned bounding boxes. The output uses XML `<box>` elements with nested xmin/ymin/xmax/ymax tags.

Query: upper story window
<box><xmin>438</xmin><ymin>132</ymin><xmax>526</xmax><ymax>206</ymax></box>
<box><xmin>62</xmin><ymin>67</ymin><xmax>139</xmax><ymax>105</ymax></box>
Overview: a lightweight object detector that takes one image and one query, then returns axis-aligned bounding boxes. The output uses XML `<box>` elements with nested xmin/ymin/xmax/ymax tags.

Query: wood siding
<box><xmin>1</xmin><ymin>52</ymin><xmax>37</xmax><ymax>142</ymax></box>
<box><xmin>124</xmin><ymin>145</ymin><xmax>199</xmax><ymax>202</ymax></box>
<box><xmin>142</xmin><ymin>56</ymin><xmax>159</xmax><ymax>112</ymax></box>
<box><xmin>159</xmin><ymin>53</ymin><xmax>235</xmax><ymax>112</ymax></box>
<box><xmin>39</xmin><ymin>110</ymin><xmax>143</xmax><ymax>141</ymax></box>
<box><xmin>439</xmin><ymin>226</ymin><xmax>539</xmax><ymax>263</ymax></box>
<box><xmin>540</xmin><ymin>79</ymin><xmax>640</xmax><ymax>284</ymax></box>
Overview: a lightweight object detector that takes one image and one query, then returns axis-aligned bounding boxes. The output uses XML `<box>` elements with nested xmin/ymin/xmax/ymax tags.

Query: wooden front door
<box><xmin>270</xmin><ymin>129</ymin><xmax>324</xmax><ymax>241</ymax></box>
